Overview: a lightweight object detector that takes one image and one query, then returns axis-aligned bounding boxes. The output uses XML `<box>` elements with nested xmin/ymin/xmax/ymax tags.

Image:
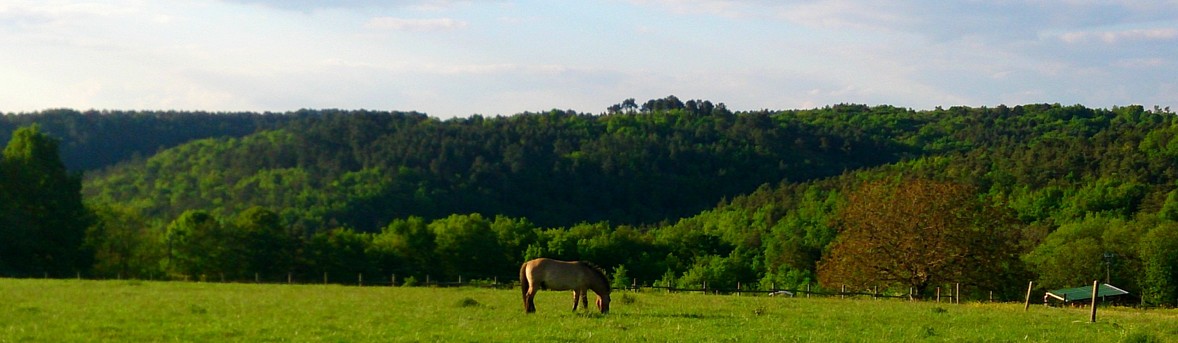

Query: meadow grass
<box><xmin>1</xmin><ymin>278</ymin><xmax>1175</xmax><ymax>342</ymax></box>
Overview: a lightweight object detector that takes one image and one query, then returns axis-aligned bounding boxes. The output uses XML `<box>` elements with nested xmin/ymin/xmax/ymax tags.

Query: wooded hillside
<box><xmin>4</xmin><ymin>100</ymin><xmax>1178</xmax><ymax>306</ymax></box>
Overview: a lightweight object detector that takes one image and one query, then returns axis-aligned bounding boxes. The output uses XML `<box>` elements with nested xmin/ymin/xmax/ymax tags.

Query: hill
<box><xmin>80</xmin><ymin>103</ymin><xmax>913</xmax><ymax>230</ymax></box>
<box><xmin>8</xmin><ymin>100</ymin><xmax>1178</xmax><ymax>305</ymax></box>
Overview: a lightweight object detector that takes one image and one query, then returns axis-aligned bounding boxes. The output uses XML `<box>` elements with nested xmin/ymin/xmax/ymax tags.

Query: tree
<box><xmin>1139</xmin><ymin>223</ymin><xmax>1178</xmax><ymax>307</ymax></box>
<box><xmin>374</xmin><ymin>216</ymin><xmax>435</xmax><ymax>277</ymax></box>
<box><xmin>165</xmin><ymin>210</ymin><xmax>237</xmax><ymax>280</ymax></box>
<box><xmin>233</xmin><ymin>206</ymin><xmax>296</xmax><ymax>280</ymax></box>
<box><xmin>430</xmin><ymin>214</ymin><xmax>505</xmax><ymax>280</ymax></box>
<box><xmin>0</xmin><ymin>125</ymin><xmax>92</xmax><ymax>275</ymax></box>
<box><xmin>304</xmin><ymin>227</ymin><xmax>373</xmax><ymax>282</ymax></box>
<box><xmin>85</xmin><ymin>204</ymin><xmax>163</xmax><ymax>279</ymax></box>
<box><xmin>817</xmin><ymin>179</ymin><xmax>1020</xmax><ymax>296</ymax></box>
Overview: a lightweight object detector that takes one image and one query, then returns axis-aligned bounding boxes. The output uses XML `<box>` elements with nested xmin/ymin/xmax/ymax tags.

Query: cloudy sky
<box><xmin>1</xmin><ymin>1</ymin><xmax>1176</xmax><ymax>118</ymax></box>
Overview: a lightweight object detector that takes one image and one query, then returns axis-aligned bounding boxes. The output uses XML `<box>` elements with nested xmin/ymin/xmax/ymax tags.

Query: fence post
<box><xmin>391</xmin><ymin>274</ymin><xmax>397</xmax><ymax>287</ymax></box>
<box><xmin>324</xmin><ymin>272</ymin><xmax>328</xmax><ymax>285</ymax></box>
<box><xmin>359</xmin><ymin>273</ymin><xmax>364</xmax><ymax>287</ymax></box>
<box><xmin>737</xmin><ymin>282</ymin><xmax>741</xmax><ymax>296</ymax></box>
<box><xmin>702</xmin><ymin>281</ymin><xmax>707</xmax><ymax>294</ymax></box>
<box><xmin>426</xmin><ymin>274</ymin><xmax>430</xmax><ymax>286</ymax></box>
<box><xmin>458</xmin><ymin>275</ymin><xmax>462</xmax><ymax>286</ymax></box>
<box><xmin>1090</xmin><ymin>280</ymin><xmax>1099</xmax><ymax>323</ymax></box>
<box><xmin>288</xmin><ymin>272</ymin><xmax>293</xmax><ymax>284</ymax></box>
<box><xmin>840</xmin><ymin>285</ymin><xmax>846</xmax><ymax>299</ymax></box>
<box><xmin>806</xmin><ymin>284</ymin><xmax>811</xmax><ymax>298</ymax></box>
<box><xmin>1023</xmin><ymin>281</ymin><xmax>1034</xmax><ymax>311</ymax></box>
<box><xmin>255</xmin><ymin>273</ymin><xmax>260</xmax><ymax>283</ymax></box>
<box><xmin>955</xmin><ymin>283</ymin><xmax>961</xmax><ymax>304</ymax></box>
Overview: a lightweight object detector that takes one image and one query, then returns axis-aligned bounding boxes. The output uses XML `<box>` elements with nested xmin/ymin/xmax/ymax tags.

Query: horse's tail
<box><xmin>519</xmin><ymin>261</ymin><xmax>529</xmax><ymax>300</ymax></box>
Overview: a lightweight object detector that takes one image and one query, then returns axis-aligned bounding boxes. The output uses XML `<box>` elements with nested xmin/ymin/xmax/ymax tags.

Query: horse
<box><xmin>519</xmin><ymin>258</ymin><xmax>611</xmax><ymax>314</ymax></box>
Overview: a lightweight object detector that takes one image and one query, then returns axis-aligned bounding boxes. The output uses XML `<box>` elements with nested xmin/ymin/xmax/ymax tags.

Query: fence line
<box><xmin>6</xmin><ymin>271</ymin><xmax>1010</xmax><ymax>303</ymax></box>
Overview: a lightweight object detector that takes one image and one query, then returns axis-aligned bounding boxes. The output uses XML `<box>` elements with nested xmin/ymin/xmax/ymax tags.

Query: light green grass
<box><xmin>1</xmin><ymin>279</ymin><xmax>1175</xmax><ymax>342</ymax></box>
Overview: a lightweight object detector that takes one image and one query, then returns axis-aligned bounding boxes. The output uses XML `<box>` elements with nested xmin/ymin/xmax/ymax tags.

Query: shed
<box><xmin>1044</xmin><ymin>283</ymin><xmax>1134</xmax><ymax>306</ymax></box>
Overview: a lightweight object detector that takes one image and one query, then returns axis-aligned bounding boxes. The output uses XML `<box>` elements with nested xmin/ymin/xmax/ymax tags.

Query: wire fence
<box><xmin>4</xmin><ymin>270</ymin><xmax>1005</xmax><ymax>304</ymax></box>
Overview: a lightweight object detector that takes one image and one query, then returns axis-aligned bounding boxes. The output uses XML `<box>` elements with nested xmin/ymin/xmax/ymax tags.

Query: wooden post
<box><xmin>458</xmin><ymin>275</ymin><xmax>462</xmax><ymax>286</ymax></box>
<box><xmin>288</xmin><ymin>272</ymin><xmax>293</xmax><ymax>284</ymax></box>
<box><xmin>936</xmin><ymin>287</ymin><xmax>941</xmax><ymax>302</ymax></box>
<box><xmin>323</xmin><ymin>272</ymin><xmax>328</xmax><ymax>285</ymax></box>
<box><xmin>426</xmin><ymin>274</ymin><xmax>430</xmax><ymax>286</ymax></box>
<box><xmin>702</xmin><ymin>281</ymin><xmax>707</xmax><ymax>294</ymax></box>
<box><xmin>1023</xmin><ymin>281</ymin><xmax>1034</xmax><ymax>311</ymax></box>
<box><xmin>255</xmin><ymin>273</ymin><xmax>260</xmax><ymax>283</ymax></box>
<box><xmin>359</xmin><ymin>273</ymin><xmax>364</xmax><ymax>287</ymax></box>
<box><xmin>805</xmin><ymin>284</ymin><xmax>810</xmax><ymax>298</ymax></box>
<box><xmin>1090</xmin><ymin>280</ymin><xmax>1099</xmax><ymax>323</ymax></box>
<box><xmin>955</xmin><ymin>283</ymin><xmax>961</xmax><ymax>304</ymax></box>
<box><xmin>737</xmin><ymin>282</ymin><xmax>741</xmax><ymax>296</ymax></box>
<box><xmin>989</xmin><ymin>290</ymin><xmax>994</xmax><ymax>302</ymax></box>
<box><xmin>840</xmin><ymin>285</ymin><xmax>846</xmax><ymax>299</ymax></box>
<box><xmin>391</xmin><ymin>274</ymin><xmax>397</xmax><ymax>287</ymax></box>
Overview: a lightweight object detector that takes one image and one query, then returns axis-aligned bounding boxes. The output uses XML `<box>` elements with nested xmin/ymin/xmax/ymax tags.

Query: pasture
<box><xmin>1</xmin><ymin>279</ymin><xmax>1175</xmax><ymax>342</ymax></box>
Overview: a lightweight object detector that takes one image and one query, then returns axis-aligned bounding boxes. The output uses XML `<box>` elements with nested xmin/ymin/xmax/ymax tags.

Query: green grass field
<box><xmin>1</xmin><ymin>279</ymin><xmax>1175</xmax><ymax>342</ymax></box>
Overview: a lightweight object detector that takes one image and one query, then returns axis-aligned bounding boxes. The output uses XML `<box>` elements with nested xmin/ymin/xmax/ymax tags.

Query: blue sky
<box><xmin>1</xmin><ymin>0</ymin><xmax>1176</xmax><ymax>118</ymax></box>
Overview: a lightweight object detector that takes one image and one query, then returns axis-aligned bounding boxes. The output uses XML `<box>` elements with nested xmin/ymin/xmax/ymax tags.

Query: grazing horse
<box><xmin>520</xmin><ymin>258</ymin><xmax>611</xmax><ymax>314</ymax></box>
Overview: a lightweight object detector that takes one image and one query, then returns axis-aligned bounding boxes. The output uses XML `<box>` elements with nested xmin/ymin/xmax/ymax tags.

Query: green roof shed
<box><xmin>1045</xmin><ymin>283</ymin><xmax>1131</xmax><ymax>304</ymax></box>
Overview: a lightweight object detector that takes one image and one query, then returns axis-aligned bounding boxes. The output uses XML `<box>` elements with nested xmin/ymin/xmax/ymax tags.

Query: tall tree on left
<box><xmin>0</xmin><ymin>125</ymin><xmax>93</xmax><ymax>276</ymax></box>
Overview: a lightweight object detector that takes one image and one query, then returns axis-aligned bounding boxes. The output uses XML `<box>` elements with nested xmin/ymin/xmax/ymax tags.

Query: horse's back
<box><xmin>523</xmin><ymin>258</ymin><xmax>587</xmax><ymax>291</ymax></box>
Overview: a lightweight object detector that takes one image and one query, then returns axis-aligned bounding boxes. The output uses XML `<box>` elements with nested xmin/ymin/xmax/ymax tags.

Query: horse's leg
<box><xmin>525</xmin><ymin>287</ymin><xmax>538</xmax><ymax>313</ymax></box>
<box><xmin>571</xmin><ymin>290</ymin><xmax>581</xmax><ymax>311</ymax></box>
<box><xmin>580</xmin><ymin>290</ymin><xmax>589</xmax><ymax>310</ymax></box>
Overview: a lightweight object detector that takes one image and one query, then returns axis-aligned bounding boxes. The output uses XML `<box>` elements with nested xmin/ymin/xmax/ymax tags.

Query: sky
<box><xmin>1</xmin><ymin>0</ymin><xmax>1176</xmax><ymax>118</ymax></box>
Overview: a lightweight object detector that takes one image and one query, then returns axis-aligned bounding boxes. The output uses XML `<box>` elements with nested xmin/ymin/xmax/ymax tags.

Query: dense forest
<box><xmin>3</xmin><ymin>98</ymin><xmax>1178</xmax><ymax>306</ymax></box>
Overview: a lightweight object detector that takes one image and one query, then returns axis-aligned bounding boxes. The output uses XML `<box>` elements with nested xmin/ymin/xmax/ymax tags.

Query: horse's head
<box><xmin>596</xmin><ymin>292</ymin><xmax>611</xmax><ymax>314</ymax></box>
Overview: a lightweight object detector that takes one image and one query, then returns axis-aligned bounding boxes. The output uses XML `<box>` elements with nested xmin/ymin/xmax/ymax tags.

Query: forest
<box><xmin>2</xmin><ymin>98</ymin><xmax>1178</xmax><ymax>306</ymax></box>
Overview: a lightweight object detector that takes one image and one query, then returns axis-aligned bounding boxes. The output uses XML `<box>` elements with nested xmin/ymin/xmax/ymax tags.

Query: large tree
<box><xmin>0</xmin><ymin>125</ymin><xmax>92</xmax><ymax>275</ymax></box>
<box><xmin>1139</xmin><ymin>222</ymin><xmax>1178</xmax><ymax>307</ymax></box>
<box><xmin>817</xmin><ymin>178</ymin><xmax>1021</xmax><ymax>297</ymax></box>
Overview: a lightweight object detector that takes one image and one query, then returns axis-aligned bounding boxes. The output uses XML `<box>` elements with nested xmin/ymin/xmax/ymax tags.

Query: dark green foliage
<box><xmin>0</xmin><ymin>125</ymin><xmax>92</xmax><ymax>276</ymax></box>
<box><xmin>0</xmin><ymin>109</ymin><xmax>296</xmax><ymax>171</ymax></box>
<box><xmin>1139</xmin><ymin>223</ymin><xmax>1178</xmax><ymax>307</ymax></box>
<box><xmin>81</xmin><ymin>106</ymin><xmax>908</xmax><ymax>231</ymax></box>
<box><xmin>164</xmin><ymin>210</ymin><xmax>231</xmax><ymax>279</ymax></box>
<box><xmin>303</xmin><ymin>228</ymin><xmax>374</xmax><ymax>282</ymax></box>
<box><xmin>85</xmin><ymin>204</ymin><xmax>163</xmax><ymax>279</ymax></box>
<box><xmin>9</xmin><ymin>100</ymin><xmax>1178</xmax><ymax>302</ymax></box>
<box><xmin>233</xmin><ymin>207</ymin><xmax>298</xmax><ymax>280</ymax></box>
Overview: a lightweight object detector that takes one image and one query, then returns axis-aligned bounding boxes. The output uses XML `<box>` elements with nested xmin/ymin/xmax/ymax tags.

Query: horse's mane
<box><xmin>578</xmin><ymin>261</ymin><xmax>610</xmax><ymax>289</ymax></box>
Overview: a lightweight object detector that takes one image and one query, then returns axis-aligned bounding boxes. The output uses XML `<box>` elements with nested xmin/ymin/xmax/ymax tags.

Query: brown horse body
<box><xmin>520</xmin><ymin>258</ymin><xmax>611</xmax><ymax>314</ymax></box>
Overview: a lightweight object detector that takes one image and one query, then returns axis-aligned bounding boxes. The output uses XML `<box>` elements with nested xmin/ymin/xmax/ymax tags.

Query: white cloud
<box><xmin>1059</xmin><ymin>28</ymin><xmax>1178</xmax><ymax>44</ymax></box>
<box><xmin>365</xmin><ymin>17</ymin><xmax>468</xmax><ymax>31</ymax></box>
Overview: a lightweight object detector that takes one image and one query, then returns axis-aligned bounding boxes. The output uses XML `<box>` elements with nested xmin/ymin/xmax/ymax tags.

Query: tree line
<box><xmin>3</xmin><ymin>100</ymin><xmax>1178</xmax><ymax>307</ymax></box>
